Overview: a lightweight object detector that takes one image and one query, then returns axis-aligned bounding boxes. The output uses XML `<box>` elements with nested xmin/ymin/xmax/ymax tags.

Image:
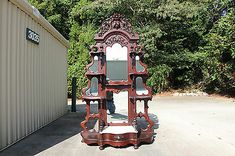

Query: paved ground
<box><xmin>0</xmin><ymin>96</ymin><xmax>235</xmax><ymax>156</ymax></box>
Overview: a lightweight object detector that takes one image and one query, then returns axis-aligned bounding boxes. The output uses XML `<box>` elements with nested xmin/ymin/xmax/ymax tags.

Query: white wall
<box><xmin>0</xmin><ymin>0</ymin><xmax>68</xmax><ymax>150</ymax></box>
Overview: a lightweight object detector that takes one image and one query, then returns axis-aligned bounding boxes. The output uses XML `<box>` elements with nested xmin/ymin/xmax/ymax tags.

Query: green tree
<box><xmin>198</xmin><ymin>4</ymin><xmax>235</xmax><ymax>93</ymax></box>
<box><xmin>29</xmin><ymin>0</ymin><xmax>235</xmax><ymax>97</ymax></box>
<box><xmin>28</xmin><ymin>0</ymin><xmax>74</xmax><ymax>39</ymax></box>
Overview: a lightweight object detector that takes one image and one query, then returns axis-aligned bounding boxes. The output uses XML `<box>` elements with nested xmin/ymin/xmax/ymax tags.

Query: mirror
<box><xmin>86</xmin><ymin>77</ymin><xmax>98</xmax><ymax>96</ymax></box>
<box><xmin>106</xmin><ymin>43</ymin><xmax>128</xmax><ymax>81</ymax></box>
<box><xmin>107</xmin><ymin>91</ymin><xmax>128</xmax><ymax>123</ymax></box>
<box><xmin>136</xmin><ymin>56</ymin><xmax>145</xmax><ymax>72</ymax></box>
<box><xmin>86</xmin><ymin>102</ymin><xmax>99</xmax><ymax>132</ymax></box>
<box><xmin>89</xmin><ymin>56</ymin><xmax>98</xmax><ymax>73</ymax></box>
<box><xmin>136</xmin><ymin>77</ymin><xmax>149</xmax><ymax>95</ymax></box>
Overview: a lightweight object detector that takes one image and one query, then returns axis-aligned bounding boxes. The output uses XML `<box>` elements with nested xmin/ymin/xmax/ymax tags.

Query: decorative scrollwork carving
<box><xmin>98</xmin><ymin>13</ymin><xmax>134</xmax><ymax>37</ymax></box>
<box><xmin>136</xmin><ymin>112</ymin><xmax>154</xmax><ymax>132</ymax></box>
<box><xmin>105</xmin><ymin>35</ymin><xmax>128</xmax><ymax>46</ymax></box>
<box><xmin>81</xmin><ymin>113</ymin><xmax>100</xmax><ymax>131</ymax></box>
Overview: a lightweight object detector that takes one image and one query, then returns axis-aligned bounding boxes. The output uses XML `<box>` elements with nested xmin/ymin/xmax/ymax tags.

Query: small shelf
<box><xmin>82</xmin><ymin>96</ymin><xmax>105</xmax><ymax>101</ymax></box>
<box><xmin>130</xmin><ymin>96</ymin><xmax>152</xmax><ymax>101</ymax></box>
<box><xmin>129</xmin><ymin>72</ymin><xmax>148</xmax><ymax>79</ymax></box>
<box><xmin>90</xmin><ymin>51</ymin><xmax>105</xmax><ymax>55</ymax></box>
<box><xmin>85</xmin><ymin>72</ymin><xmax>105</xmax><ymax>77</ymax></box>
<box><xmin>106</xmin><ymin>82</ymin><xmax>132</xmax><ymax>86</ymax></box>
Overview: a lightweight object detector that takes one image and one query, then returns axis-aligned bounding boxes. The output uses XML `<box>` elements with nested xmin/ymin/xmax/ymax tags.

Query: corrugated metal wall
<box><xmin>0</xmin><ymin>0</ymin><xmax>68</xmax><ymax>150</ymax></box>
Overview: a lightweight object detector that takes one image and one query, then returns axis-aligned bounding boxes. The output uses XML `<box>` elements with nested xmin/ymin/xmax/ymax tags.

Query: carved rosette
<box><xmin>98</xmin><ymin>14</ymin><xmax>135</xmax><ymax>37</ymax></box>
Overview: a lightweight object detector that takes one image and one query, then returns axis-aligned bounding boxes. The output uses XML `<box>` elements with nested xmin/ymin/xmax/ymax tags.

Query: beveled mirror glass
<box><xmin>107</xmin><ymin>91</ymin><xmax>128</xmax><ymax>123</ymax></box>
<box><xmin>86</xmin><ymin>77</ymin><xmax>98</xmax><ymax>96</ymax></box>
<box><xmin>88</xmin><ymin>56</ymin><xmax>98</xmax><ymax>73</ymax></box>
<box><xmin>106</xmin><ymin>43</ymin><xmax>128</xmax><ymax>81</ymax></box>
<box><xmin>136</xmin><ymin>56</ymin><xmax>145</xmax><ymax>72</ymax></box>
<box><xmin>136</xmin><ymin>77</ymin><xmax>149</xmax><ymax>95</ymax></box>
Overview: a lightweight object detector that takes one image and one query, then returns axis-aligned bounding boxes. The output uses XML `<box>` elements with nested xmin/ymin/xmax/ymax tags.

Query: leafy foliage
<box><xmin>28</xmin><ymin>0</ymin><xmax>74</xmax><ymax>39</ymax></box>
<box><xmin>29</xmin><ymin>0</ymin><xmax>235</xmax><ymax>96</ymax></box>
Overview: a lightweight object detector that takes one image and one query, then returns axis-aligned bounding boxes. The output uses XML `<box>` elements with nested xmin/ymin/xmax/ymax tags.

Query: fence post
<box><xmin>71</xmin><ymin>77</ymin><xmax>77</xmax><ymax>112</ymax></box>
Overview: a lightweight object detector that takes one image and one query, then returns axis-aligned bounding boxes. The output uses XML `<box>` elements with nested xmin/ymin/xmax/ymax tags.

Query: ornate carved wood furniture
<box><xmin>81</xmin><ymin>14</ymin><xmax>154</xmax><ymax>150</ymax></box>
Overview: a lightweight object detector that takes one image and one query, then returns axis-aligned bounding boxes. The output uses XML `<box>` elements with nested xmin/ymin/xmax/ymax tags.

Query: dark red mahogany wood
<box><xmin>81</xmin><ymin>14</ymin><xmax>154</xmax><ymax>150</ymax></box>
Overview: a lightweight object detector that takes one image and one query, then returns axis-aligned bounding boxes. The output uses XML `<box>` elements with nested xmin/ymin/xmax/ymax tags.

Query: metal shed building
<box><xmin>0</xmin><ymin>0</ymin><xmax>69</xmax><ymax>150</ymax></box>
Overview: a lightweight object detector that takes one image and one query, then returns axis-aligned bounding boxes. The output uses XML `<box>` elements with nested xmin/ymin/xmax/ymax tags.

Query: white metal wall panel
<box><xmin>0</xmin><ymin>0</ymin><xmax>68</xmax><ymax>150</ymax></box>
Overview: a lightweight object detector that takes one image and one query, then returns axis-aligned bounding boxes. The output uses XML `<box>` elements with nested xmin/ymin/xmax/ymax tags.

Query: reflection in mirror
<box><xmin>136</xmin><ymin>77</ymin><xmax>149</xmax><ymax>95</ymax></box>
<box><xmin>106</xmin><ymin>43</ymin><xmax>128</xmax><ymax>81</ymax></box>
<box><xmin>86</xmin><ymin>102</ymin><xmax>99</xmax><ymax>131</ymax></box>
<box><xmin>107</xmin><ymin>91</ymin><xmax>128</xmax><ymax>123</ymax></box>
<box><xmin>136</xmin><ymin>56</ymin><xmax>145</xmax><ymax>72</ymax></box>
<box><xmin>88</xmin><ymin>56</ymin><xmax>98</xmax><ymax>73</ymax></box>
<box><xmin>86</xmin><ymin>77</ymin><xmax>98</xmax><ymax>96</ymax></box>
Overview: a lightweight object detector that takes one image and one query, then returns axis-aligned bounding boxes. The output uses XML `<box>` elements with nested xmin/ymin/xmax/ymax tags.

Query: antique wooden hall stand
<box><xmin>81</xmin><ymin>14</ymin><xmax>154</xmax><ymax>150</ymax></box>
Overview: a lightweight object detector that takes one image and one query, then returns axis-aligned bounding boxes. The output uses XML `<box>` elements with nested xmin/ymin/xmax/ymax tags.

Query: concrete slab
<box><xmin>0</xmin><ymin>96</ymin><xmax>235</xmax><ymax>156</ymax></box>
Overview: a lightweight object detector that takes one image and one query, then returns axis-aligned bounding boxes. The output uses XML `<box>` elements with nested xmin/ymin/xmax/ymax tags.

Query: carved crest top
<box><xmin>97</xmin><ymin>14</ymin><xmax>135</xmax><ymax>37</ymax></box>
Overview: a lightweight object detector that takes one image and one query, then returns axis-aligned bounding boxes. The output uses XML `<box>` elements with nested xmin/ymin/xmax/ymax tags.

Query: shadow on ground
<box><xmin>0</xmin><ymin>104</ymin><xmax>159</xmax><ymax>155</ymax></box>
<box><xmin>0</xmin><ymin>104</ymin><xmax>91</xmax><ymax>156</ymax></box>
